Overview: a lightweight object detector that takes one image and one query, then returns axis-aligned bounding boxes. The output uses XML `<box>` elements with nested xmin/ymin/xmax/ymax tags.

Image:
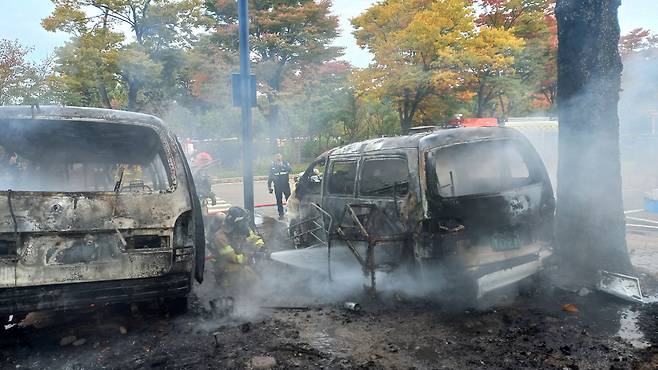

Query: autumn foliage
<box><xmin>0</xmin><ymin>0</ymin><xmax>648</xmax><ymax>145</ymax></box>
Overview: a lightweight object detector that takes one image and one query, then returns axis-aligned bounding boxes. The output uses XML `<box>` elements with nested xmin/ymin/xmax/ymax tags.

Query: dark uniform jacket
<box><xmin>268</xmin><ymin>161</ymin><xmax>292</xmax><ymax>190</ymax></box>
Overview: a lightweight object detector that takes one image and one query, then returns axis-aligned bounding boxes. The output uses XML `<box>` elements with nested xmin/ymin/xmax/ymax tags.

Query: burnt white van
<box><xmin>284</xmin><ymin>127</ymin><xmax>555</xmax><ymax>300</ymax></box>
<box><xmin>0</xmin><ymin>106</ymin><xmax>204</xmax><ymax>320</ymax></box>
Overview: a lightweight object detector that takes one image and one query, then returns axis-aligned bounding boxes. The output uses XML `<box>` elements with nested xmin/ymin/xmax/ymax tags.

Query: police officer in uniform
<box><xmin>267</xmin><ymin>153</ymin><xmax>292</xmax><ymax>220</ymax></box>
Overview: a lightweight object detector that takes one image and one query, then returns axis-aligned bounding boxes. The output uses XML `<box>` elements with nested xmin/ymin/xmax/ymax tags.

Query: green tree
<box><xmin>0</xmin><ymin>39</ymin><xmax>55</xmax><ymax>106</ymax></box>
<box><xmin>475</xmin><ymin>0</ymin><xmax>556</xmax><ymax>116</ymax></box>
<box><xmin>44</xmin><ymin>0</ymin><xmax>207</xmax><ymax>111</ymax></box>
<box><xmin>205</xmin><ymin>0</ymin><xmax>341</xmax><ymax>153</ymax></box>
<box><xmin>460</xmin><ymin>27</ymin><xmax>524</xmax><ymax>117</ymax></box>
<box><xmin>163</xmin><ymin>49</ymin><xmax>243</xmax><ymax>138</ymax></box>
<box><xmin>53</xmin><ymin>29</ymin><xmax>123</xmax><ymax>108</ymax></box>
<box><xmin>0</xmin><ymin>40</ymin><xmax>35</xmax><ymax>105</ymax></box>
<box><xmin>352</xmin><ymin>0</ymin><xmax>523</xmax><ymax>130</ymax></box>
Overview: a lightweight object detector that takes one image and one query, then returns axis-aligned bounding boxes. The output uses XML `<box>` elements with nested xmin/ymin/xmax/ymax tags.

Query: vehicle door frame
<box><xmin>355</xmin><ymin>152</ymin><xmax>414</xmax><ymax>216</ymax></box>
<box><xmin>295</xmin><ymin>154</ymin><xmax>328</xmax><ymax>208</ymax></box>
<box><xmin>321</xmin><ymin>155</ymin><xmax>361</xmax><ymax>231</ymax></box>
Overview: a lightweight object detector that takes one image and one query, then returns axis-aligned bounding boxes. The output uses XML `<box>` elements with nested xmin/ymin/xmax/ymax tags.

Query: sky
<box><xmin>0</xmin><ymin>0</ymin><xmax>656</xmax><ymax>67</ymax></box>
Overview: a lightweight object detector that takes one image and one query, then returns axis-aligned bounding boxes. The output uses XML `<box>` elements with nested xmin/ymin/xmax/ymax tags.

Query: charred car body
<box><xmin>0</xmin><ymin>106</ymin><xmax>204</xmax><ymax>317</ymax></box>
<box><xmin>285</xmin><ymin>127</ymin><xmax>555</xmax><ymax>299</ymax></box>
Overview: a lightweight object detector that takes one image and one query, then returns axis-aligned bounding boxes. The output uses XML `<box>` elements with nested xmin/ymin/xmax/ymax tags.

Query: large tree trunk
<box><xmin>127</xmin><ymin>80</ymin><xmax>138</xmax><ymax>111</ymax></box>
<box><xmin>554</xmin><ymin>0</ymin><xmax>632</xmax><ymax>283</ymax></box>
<box><xmin>398</xmin><ymin>88</ymin><xmax>415</xmax><ymax>134</ymax></box>
<box><xmin>96</xmin><ymin>80</ymin><xmax>112</xmax><ymax>109</ymax></box>
<box><xmin>476</xmin><ymin>81</ymin><xmax>486</xmax><ymax>118</ymax></box>
<box><xmin>398</xmin><ymin>107</ymin><xmax>412</xmax><ymax>134</ymax></box>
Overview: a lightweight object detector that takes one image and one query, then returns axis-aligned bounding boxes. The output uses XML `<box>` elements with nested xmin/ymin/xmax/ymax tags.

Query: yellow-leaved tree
<box><xmin>352</xmin><ymin>0</ymin><xmax>524</xmax><ymax>130</ymax></box>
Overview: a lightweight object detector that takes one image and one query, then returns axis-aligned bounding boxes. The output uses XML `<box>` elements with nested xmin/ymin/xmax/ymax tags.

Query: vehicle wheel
<box><xmin>163</xmin><ymin>296</ymin><xmax>188</xmax><ymax>316</ymax></box>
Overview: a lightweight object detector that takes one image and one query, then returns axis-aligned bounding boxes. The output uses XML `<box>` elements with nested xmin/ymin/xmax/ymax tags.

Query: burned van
<box><xmin>284</xmin><ymin>127</ymin><xmax>554</xmax><ymax>299</ymax></box>
<box><xmin>0</xmin><ymin>106</ymin><xmax>205</xmax><ymax>318</ymax></box>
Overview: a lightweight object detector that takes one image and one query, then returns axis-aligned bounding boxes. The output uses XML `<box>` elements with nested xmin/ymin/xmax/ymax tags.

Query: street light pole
<box><xmin>238</xmin><ymin>0</ymin><xmax>254</xmax><ymax>217</ymax></box>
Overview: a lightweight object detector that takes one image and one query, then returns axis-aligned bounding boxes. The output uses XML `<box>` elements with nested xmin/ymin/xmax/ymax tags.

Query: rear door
<box><xmin>426</xmin><ymin>137</ymin><xmax>554</xmax><ymax>260</ymax></box>
<box><xmin>0</xmin><ymin>118</ymin><xmax>186</xmax><ymax>287</ymax></box>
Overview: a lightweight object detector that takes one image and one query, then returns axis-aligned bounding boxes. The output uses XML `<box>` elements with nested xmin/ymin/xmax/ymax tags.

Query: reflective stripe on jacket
<box><xmin>217</xmin><ymin>244</ymin><xmax>245</xmax><ymax>264</ymax></box>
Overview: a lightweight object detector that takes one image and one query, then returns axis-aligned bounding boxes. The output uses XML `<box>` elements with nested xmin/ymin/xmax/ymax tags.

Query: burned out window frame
<box><xmin>326</xmin><ymin>159</ymin><xmax>358</xmax><ymax>196</ymax></box>
<box><xmin>116</xmin><ymin>127</ymin><xmax>177</xmax><ymax>194</ymax></box>
<box><xmin>426</xmin><ymin>138</ymin><xmax>541</xmax><ymax>199</ymax></box>
<box><xmin>0</xmin><ymin>121</ymin><xmax>178</xmax><ymax>195</ymax></box>
<box><xmin>357</xmin><ymin>155</ymin><xmax>410</xmax><ymax>198</ymax></box>
<box><xmin>298</xmin><ymin>155</ymin><xmax>327</xmax><ymax>196</ymax></box>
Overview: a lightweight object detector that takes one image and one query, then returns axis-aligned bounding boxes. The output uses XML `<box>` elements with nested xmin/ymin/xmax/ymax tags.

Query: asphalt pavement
<box><xmin>211</xmin><ymin>180</ymin><xmax>294</xmax><ymax>218</ymax></box>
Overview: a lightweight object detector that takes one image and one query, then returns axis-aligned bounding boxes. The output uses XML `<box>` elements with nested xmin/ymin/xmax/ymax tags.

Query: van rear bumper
<box><xmin>0</xmin><ymin>273</ymin><xmax>191</xmax><ymax>316</ymax></box>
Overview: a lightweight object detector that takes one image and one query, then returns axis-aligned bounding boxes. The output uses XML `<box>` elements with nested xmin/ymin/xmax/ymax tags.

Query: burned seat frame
<box><xmin>331</xmin><ymin>203</ymin><xmax>410</xmax><ymax>295</ymax></box>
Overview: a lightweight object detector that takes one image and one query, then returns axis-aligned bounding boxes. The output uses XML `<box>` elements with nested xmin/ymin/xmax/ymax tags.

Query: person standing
<box><xmin>267</xmin><ymin>153</ymin><xmax>292</xmax><ymax>220</ymax></box>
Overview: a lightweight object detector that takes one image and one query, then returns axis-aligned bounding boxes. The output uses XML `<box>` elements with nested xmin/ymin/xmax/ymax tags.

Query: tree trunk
<box><xmin>498</xmin><ymin>95</ymin><xmax>507</xmax><ymax>118</ymax></box>
<box><xmin>127</xmin><ymin>80</ymin><xmax>138</xmax><ymax>111</ymax></box>
<box><xmin>554</xmin><ymin>0</ymin><xmax>631</xmax><ymax>283</ymax></box>
<box><xmin>476</xmin><ymin>81</ymin><xmax>486</xmax><ymax>118</ymax></box>
<box><xmin>398</xmin><ymin>107</ymin><xmax>412</xmax><ymax>134</ymax></box>
<box><xmin>97</xmin><ymin>80</ymin><xmax>112</xmax><ymax>109</ymax></box>
<box><xmin>398</xmin><ymin>88</ymin><xmax>416</xmax><ymax>134</ymax></box>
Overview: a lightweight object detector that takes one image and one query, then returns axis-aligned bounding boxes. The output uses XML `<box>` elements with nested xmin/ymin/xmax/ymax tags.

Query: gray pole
<box><xmin>238</xmin><ymin>0</ymin><xmax>254</xmax><ymax>217</ymax></box>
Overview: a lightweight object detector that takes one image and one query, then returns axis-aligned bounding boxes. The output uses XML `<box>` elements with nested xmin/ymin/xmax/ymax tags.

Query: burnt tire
<box><xmin>163</xmin><ymin>296</ymin><xmax>188</xmax><ymax>316</ymax></box>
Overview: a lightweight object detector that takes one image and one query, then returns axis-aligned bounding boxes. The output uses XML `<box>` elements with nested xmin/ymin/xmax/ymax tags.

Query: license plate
<box><xmin>490</xmin><ymin>234</ymin><xmax>521</xmax><ymax>251</ymax></box>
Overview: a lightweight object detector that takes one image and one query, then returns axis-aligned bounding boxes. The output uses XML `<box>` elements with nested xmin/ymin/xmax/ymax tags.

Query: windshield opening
<box><xmin>429</xmin><ymin>139</ymin><xmax>536</xmax><ymax>197</ymax></box>
<box><xmin>0</xmin><ymin>119</ymin><xmax>172</xmax><ymax>193</ymax></box>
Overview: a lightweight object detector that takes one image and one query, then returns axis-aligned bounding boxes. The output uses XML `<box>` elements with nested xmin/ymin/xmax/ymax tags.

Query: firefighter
<box><xmin>207</xmin><ymin>207</ymin><xmax>265</xmax><ymax>293</ymax></box>
<box><xmin>191</xmin><ymin>152</ymin><xmax>216</xmax><ymax>208</ymax></box>
<box><xmin>267</xmin><ymin>153</ymin><xmax>293</xmax><ymax>220</ymax></box>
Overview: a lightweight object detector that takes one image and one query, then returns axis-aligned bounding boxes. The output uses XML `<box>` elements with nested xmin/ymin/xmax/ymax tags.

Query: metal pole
<box><xmin>238</xmin><ymin>0</ymin><xmax>254</xmax><ymax>217</ymax></box>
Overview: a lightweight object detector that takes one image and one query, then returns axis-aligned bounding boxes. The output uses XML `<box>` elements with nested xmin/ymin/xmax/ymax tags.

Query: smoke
<box><xmin>618</xmin><ymin>50</ymin><xmax>658</xmax><ymax>210</ymax></box>
<box><xmin>619</xmin><ymin>51</ymin><xmax>658</xmax><ymax>135</ymax></box>
<box><xmin>195</xmin><ymin>233</ymin><xmax>491</xmax><ymax>329</ymax></box>
<box><xmin>0</xmin><ymin>118</ymin><xmax>170</xmax><ymax>193</ymax></box>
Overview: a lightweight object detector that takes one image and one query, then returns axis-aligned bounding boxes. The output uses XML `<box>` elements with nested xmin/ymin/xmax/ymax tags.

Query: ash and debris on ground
<box><xmin>2</xmin><ymin>229</ymin><xmax>658</xmax><ymax>369</ymax></box>
<box><xmin>2</xmin><ymin>275</ymin><xmax>658</xmax><ymax>370</ymax></box>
